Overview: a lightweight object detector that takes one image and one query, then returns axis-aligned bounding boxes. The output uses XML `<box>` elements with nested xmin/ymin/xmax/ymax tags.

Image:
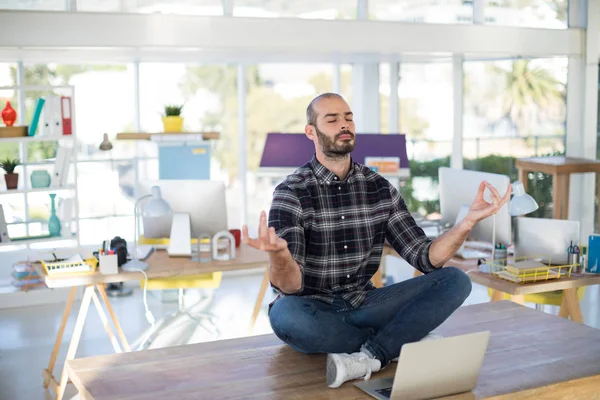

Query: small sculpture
<box><xmin>212</xmin><ymin>230</ymin><xmax>236</xmax><ymax>261</ymax></box>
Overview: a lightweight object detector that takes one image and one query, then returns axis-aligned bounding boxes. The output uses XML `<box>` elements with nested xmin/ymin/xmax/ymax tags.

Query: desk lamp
<box><xmin>122</xmin><ymin>186</ymin><xmax>172</xmax><ymax>271</ymax></box>
<box><xmin>491</xmin><ymin>180</ymin><xmax>539</xmax><ymax>261</ymax></box>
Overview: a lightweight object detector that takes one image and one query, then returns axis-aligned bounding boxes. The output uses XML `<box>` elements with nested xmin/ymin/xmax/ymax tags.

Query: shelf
<box><xmin>0</xmin><ymin>235</ymin><xmax>77</xmax><ymax>248</ymax></box>
<box><xmin>0</xmin><ymin>185</ymin><xmax>76</xmax><ymax>195</ymax></box>
<box><xmin>0</xmin><ymin>135</ymin><xmax>75</xmax><ymax>143</ymax></box>
<box><xmin>116</xmin><ymin>132</ymin><xmax>219</xmax><ymax>141</ymax></box>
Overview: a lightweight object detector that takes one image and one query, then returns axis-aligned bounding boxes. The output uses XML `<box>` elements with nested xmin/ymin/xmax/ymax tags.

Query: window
<box><xmin>398</xmin><ymin>62</ymin><xmax>453</xmax><ymax>217</ymax></box>
<box><xmin>463</xmin><ymin>58</ymin><xmax>567</xmax><ymax>218</ymax></box>
<box><xmin>77</xmin><ymin>0</ymin><xmax>223</xmax><ymax>15</ymax></box>
<box><xmin>244</xmin><ymin>63</ymin><xmax>336</xmax><ymax>228</ymax></box>
<box><xmin>141</xmin><ymin>62</ymin><xmax>238</xmax><ymax>227</ymax></box>
<box><xmin>484</xmin><ymin>0</ymin><xmax>567</xmax><ymax>29</ymax></box>
<box><xmin>370</xmin><ymin>0</ymin><xmax>472</xmax><ymax>24</ymax></box>
<box><xmin>233</xmin><ymin>0</ymin><xmax>356</xmax><ymax>19</ymax></box>
<box><xmin>0</xmin><ymin>0</ymin><xmax>65</xmax><ymax>11</ymax></box>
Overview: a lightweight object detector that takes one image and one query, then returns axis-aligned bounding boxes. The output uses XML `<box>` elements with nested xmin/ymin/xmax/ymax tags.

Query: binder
<box><xmin>52</xmin><ymin>146</ymin><xmax>72</xmax><ymax>188</ymax></box>
<box><xmin>29</xmin><ymin>98</ymin><xmax>45</xmax><ymax>137</ymax></box>
<box><xmin>61</xmin><ymin>96</ymin><xmax>72</xmax><ymax>135</ymax></box>
<box><xmin>0</xmin><ymin>205</ymin><xmax>9</xmax><ymax>243</ymax></box>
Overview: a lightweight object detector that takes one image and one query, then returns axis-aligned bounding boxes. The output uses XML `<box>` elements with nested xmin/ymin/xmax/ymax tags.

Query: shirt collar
<box><xmin>310</xmin><ymin>154</ymin><xmax>356</xmax><ymax>184</ymax></box>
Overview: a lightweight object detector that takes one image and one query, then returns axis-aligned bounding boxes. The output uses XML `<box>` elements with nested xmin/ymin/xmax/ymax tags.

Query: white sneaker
<box><xmin>391</xmin><ymin>332</ymin><xmax>444</xmax><ymax>362</ymax></box>
<box><xmin>326</xmin><ymin>351</ymin><xmax>381</xmax><ymax>388</ymax></box>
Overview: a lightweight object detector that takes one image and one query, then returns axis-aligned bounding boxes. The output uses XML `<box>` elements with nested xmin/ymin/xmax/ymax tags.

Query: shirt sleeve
<box><xmin>268</xmin><ymin>183</ymin><xmax>306</xmax><ymax>294</ymax></box>
<box><xmin>385</xmin><ymin>184</ymin><xmax>438</xmax><ymax>274</ymax></box>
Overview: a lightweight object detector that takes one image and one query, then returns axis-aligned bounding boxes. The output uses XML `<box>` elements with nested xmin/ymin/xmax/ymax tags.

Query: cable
<box><xmin>122</xmin><ymin>267</ymin><xmax>155</xmax><ymax>325</ymax></box>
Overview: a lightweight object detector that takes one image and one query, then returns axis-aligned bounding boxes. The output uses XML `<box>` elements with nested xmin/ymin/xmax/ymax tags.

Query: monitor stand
<box><xmin>167</xmin><ymin>212</ymin><xmax>192</xmax><ymax>257</ymax></box>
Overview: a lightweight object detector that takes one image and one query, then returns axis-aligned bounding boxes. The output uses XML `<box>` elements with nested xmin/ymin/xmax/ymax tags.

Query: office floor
<box><xmin>1</xmin><ymin>256</ymin><xmax>599</xmax><ymax>400</ymax></box>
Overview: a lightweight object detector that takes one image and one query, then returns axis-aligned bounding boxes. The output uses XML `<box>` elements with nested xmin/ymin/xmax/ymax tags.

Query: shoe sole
<box><xmin>326</xmin><ymin>354</ymin><xmax>345</xmax><ymax>388</ymax></box>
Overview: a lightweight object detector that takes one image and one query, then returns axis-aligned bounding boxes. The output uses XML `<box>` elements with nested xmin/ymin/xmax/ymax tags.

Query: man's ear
<box><xmin>305</xmin><ymin>124</ymin><xmax>315</xmax><ymax>140</ymax></box>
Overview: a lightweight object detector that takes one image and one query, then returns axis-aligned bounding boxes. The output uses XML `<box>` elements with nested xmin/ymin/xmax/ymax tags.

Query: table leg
<box><xmin>248</xmin><ymin>267</ymin><xmax>270</xmax><ymax>334</ymax></box>
<box><xmin>97</xmin><ymin>284</ymin><xmax>131</xmax><ymax>352</ymax></box>
<box><xmin>413</xmin><ymin>270</ymin><xmax>423</xmax><ymax>278</ymax></box>
<box><xmin>372</xmin><ymin>265</ymin><xmax>384</xmax><ymax>288</ymax></box>
<box><xmin>552</xmin><ymin>173</ymin><xmax>562</xmax><ymax>220</ymax></box>
<box><xmin>518</xmin><ymin>168</ymin><xmax>528</xmax><ymax>192</ymax></box>
<box><xmin>563</xmin><ymin>174</ymin><xmax>570</xmax><ymax>219</ymax></box>
<box><xmin>510</xmin><ymin>294</ymin><xmax>525</xmax><ymax>305</ymax></box>
<box><xmin>90</xmin><ymin>287</ymin><xmax>123</xmax><ymax>353</ymax></box>
<box><xmin>55</xmin><ymin>285</ymin><xmax>94</xmax><ymax>400</ymax></box>
<box><xmin>44</xmin><ymin>287</ymin><xmax>77</xmax><ymax>388</ymax></box>
<box><xmin>490</xmin><ymin>290</ymin><xmax>504</xmax><ymax>302</ymax></box>
<box><xmin>560</xmin><ymin>288</ymin><xmax>584</xmax><ymax>323</ymax></box>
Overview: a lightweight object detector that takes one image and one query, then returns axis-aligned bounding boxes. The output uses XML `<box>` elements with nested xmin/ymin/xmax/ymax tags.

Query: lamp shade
<box><xmin>509</xmin><ymin>181</ymin><xmax>539</xmax><ymax>216</ymax></box>
<box><xmin>143</xmin><ymin>186</ymin><xmax>172</xmax><ymax>217</ymax></box>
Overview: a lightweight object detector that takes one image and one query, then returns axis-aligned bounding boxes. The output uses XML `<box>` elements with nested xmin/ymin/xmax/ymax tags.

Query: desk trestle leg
<box><xmin>249</xmin><ymin>267</ymin><xmax>270</xmax><ymax>335</ymax></box>
<box><xmin>44</xmin><ymin>287</ymin><xmax>77</xmax><ymax>389</ymax></box>
<box><xmin>97</xmin><ymin>284</ymin><xmax>131</xmax><ymax>352</ymax></box>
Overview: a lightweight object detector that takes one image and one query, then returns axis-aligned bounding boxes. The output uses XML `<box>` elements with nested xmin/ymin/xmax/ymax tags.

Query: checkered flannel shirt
<box><xmin>268</xmin><ymin>155</ymin><xmax>438</xmax><ymax>308</ymax></box>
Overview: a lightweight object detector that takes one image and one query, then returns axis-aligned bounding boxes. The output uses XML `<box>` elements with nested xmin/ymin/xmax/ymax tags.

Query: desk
<box><xmin>516</xmin><ymin>156</ymin><xmax>600</xmax><ymax>229</ymax></box>
<box><xmin>36</xmin><ymin>244</ymin><xmax>271</xmax><ymax>400</ymax></box>
<box><xmin>383</xmin><ymin>245</ymin><xmax>600</xmax><ymax>324</ymax></box>
<box><xmin>65</xmin><ymin>301</ymin><xmax>600</xmax><ymax>399</ymax></box>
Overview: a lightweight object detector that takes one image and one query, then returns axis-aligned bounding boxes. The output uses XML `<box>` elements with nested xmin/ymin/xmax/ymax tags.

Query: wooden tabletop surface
<box><xmin>35</xmin><ymin>244</ymin><xmax>270</xmax><ymax>289</ymax></box>
<box><xmin>516</xmin><ymin>156</ymin><xmax>600</xmax><ymax>175</ymax></box>
<box><xmin>66</xmin><ymin>301</ymin><xmax>600</xmax><ymax>399</ymax></box>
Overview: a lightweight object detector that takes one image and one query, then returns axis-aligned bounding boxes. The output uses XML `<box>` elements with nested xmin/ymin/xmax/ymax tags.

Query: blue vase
<box><xmin>48</xmin><ymin>193</ymin><xmax>61</xmax><ymax>237</ymax></box>
<box><xmin>31</xmin><ymin>170</ymin><xmax>51</xmax><ymax>188</ymax></box>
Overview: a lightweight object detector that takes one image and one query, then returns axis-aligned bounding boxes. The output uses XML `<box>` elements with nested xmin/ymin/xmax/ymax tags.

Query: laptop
<box><xmin>354</xmin><ymin>331</ymin><xmax>490</xmax><ymax>400</ymax></box>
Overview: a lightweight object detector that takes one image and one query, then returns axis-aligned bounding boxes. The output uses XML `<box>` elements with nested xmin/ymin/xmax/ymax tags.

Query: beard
<box><xmin>315</xmin><ymin>126</ymin><xmax>356</xmax><ymax>159</ymax></box>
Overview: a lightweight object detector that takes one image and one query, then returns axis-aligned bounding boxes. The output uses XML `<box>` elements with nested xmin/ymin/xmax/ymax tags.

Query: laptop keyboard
<box><xmin>375</xmin><ymin>388</ymin><xmax>392</xmax><ymax>399</ymax></box>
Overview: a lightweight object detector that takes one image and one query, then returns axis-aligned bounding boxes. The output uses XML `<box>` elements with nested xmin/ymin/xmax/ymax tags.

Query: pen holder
<box><xmin>568</xmin><ymin>253</ymin><xmax>581</xmax><ymax>274</ymax></box>
<box><xmin>99</xmin><ymin>254</ymin><xmax>119</xmax><ymax>275</ymax></box>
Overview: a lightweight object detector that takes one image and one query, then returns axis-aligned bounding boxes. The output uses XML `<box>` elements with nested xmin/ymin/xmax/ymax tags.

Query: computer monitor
<box><xmin>137</xmin><ymin>180</ymin><xmax>228</xmax><ymax>239</ymax></box>
<box><xmin>439</xmin><ymin>167</ymin><xmax>511</xmax><ymax>246</ymax></box>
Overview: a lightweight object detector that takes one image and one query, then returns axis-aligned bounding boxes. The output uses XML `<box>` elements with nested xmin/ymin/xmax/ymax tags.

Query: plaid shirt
<box><xmin>268</xmin><ymin>155</ymin><xmax>437</xmax><ymax>308</ymax></box>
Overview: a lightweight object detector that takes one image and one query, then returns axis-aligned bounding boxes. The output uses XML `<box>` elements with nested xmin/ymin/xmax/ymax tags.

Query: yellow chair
<box><xmin>488</xmin><ymin>287</ymin><xmax>585</xmax><ymax>312</ymax></box>
<box><xmin>133</xmin><ymin>236</ymin><xmax>223</xmax><ymax>350</ymax></box>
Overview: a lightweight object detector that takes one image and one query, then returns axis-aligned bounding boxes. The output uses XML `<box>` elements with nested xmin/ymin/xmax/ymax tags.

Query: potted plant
<box><xmin>162</xmin><ymin>104</ymin><xmax>184</xmax><ymax>133</ymax></box>
<box><xmin>1</xmin><ymin>157</ymin><xmax>20</xmax><ymax>189</ymax></box>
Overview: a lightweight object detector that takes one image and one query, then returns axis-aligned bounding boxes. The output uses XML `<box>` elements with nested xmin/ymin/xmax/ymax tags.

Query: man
<box><xmin>242</xmin><ymin>93</ymin><xmax>510</xmax><ymax>388</ymax></box>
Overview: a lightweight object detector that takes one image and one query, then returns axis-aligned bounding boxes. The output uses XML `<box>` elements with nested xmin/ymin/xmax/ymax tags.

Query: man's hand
<box><xmin>465</xmin><ymin>181</ymin><xmax>511</xmax><ymax>227</ymax></box>
<box><xmin>243</xmin><ymin>210</ymin><xmax>288</xmax><ymax>253</ymax></box>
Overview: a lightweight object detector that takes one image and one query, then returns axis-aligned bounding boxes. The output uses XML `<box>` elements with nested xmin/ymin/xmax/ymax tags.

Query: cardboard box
<box><xmin>0</xmin><ymin>126</ymin><xmax>28</xmax><ymax>138</ymax></box>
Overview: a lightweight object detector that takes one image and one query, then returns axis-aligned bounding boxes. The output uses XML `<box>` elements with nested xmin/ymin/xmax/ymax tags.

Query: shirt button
<box><xmin>347</xmin><ymin>274</ymin><xmax>350</xmax><ymax>278</ymax></box>
<box><xmin>338</xmin><ymin>186</ymin><xmax>341</xmax><ymax>190</ymax></box>
<box><xmin>334</xmin><ymin>177</ymin><xmax>338</xmax><ymax>180</ymax></box>
<box><xmin>344</xmin><ymin>245</ymin><xmax>348</xmax><ymax>249</ymax></box>
<box><xmin>341</xmin><ymin>216</ymin><xmax>345</xmax><ymax>220</ymax></box>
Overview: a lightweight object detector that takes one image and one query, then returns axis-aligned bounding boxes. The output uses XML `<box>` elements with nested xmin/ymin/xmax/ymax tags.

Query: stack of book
<box><xmin>11</xmin><ymin>262</ymin><xmax>45</xmax><ymax>291</ymax></box>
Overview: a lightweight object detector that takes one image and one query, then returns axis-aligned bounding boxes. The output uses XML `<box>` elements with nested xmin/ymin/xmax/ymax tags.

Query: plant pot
<box><xmin>4</xmin><ymin>173</ymin><xmax>18</xmax><ymax>190</ymax></box>
<box><xmin>162</xmin><ymin>116</ymin><xmax>184</xmax><ymax>133</ymax></box>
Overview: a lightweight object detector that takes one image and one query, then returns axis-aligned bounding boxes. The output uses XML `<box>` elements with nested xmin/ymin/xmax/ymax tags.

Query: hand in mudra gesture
<box><xmin>466</xmin><ymin>181</ymin><xmax>511</xmax><ymax>224</ymax></box>
<box><xmin>243</xmin><ymin>210</ymin><xmax>288</xmax><ymax>253</ymax></box>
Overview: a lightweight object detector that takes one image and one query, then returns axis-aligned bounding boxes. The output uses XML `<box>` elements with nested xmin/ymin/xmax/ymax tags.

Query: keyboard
<box><xmin>455</xmin><ymin>248</ymin><xmax>489</xmax><ymax>259</ymax></box>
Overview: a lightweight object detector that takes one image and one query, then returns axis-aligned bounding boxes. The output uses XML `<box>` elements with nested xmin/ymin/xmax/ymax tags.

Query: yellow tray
<box><xmin>490</xmin><ymin>256</ymin><xmax>575</xmax><ymax>284</ymax></box>
<box><xmin>41</xmin><ymin>257</ymin><xmax>98</xmax><ymax>276</ymax></box>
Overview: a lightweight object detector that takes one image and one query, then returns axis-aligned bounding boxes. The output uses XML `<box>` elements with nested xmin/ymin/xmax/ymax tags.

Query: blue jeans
<box><xmin>269</xmin><ymin>267</ymin><xmax>471</xmax><ymax>366</ymax></box>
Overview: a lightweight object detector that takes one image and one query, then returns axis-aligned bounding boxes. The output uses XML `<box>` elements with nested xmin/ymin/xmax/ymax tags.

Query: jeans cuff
<box><xmin>361</xmin><ymin>342</ymin><xmax>388</xmax><ymax>366</ymax></box>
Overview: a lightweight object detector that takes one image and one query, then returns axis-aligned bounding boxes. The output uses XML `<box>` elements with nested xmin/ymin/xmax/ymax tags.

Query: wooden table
<box><xmin>383</xmin><ymin>244</ymin><xmax>600</xmax><ymax>324</ymax></box>
<box><xmin>516</xmin><ymin>156</ymin><xmax>600</xmax><ymax>229</ymax></box>
<box><xmin>65</xmin><ymin>301</ymin><xmax>600</xmax><ymax>399</ymax></box>
<box><xmin>36</xmin><ymin>244</ymin><xmax>271</xmax><ymax>400</ymax></box>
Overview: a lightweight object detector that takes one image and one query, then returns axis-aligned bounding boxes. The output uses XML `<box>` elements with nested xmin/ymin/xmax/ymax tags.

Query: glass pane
<box><xmin>78</xmin><ymin>0</ymin><xmax>223</xmax><ymax>15</ymax></box>
<box><xmin>400</xmin><ymin>62</ymin><xmax>453</xmax><ymax>218</ymax></box>
<box><xmin>463</xmin><ymin>58</ymin><xmax>567</xmax><ymax>218</ymax></box>
<box><xmin>484</xmin><ymin>0</ymin><xmax>567</xmax><ymax>29</ymax></box>
<box><xmin>79</xmin><ymin>216</ymin><xmax>134</xmax><ymax>246</ymax></box>
<box><xmin>0</xmin><ymin>0</ymin><xmax>65</xmax><ymax>11</ymax></box>
<box><xmin>1</xmin><ymin>193</ymin><xmax>25</xmax><ymax>223</ymax></box>
<box><xmin>77</xmin><ymin>161</ymin><xmax>135</xmax><ymax>218</ymax></box>
<box><xmin>234</xmin><ymin>0</ymin><xmax>357</xmax><ymax>19</ymax></box>
<box><xmin>243</xmin><ymin>63</ymin><xmax>334</xmax><ymax>228</ymax></box>
<box><xmin>22</xmin><ymin>63</ymin><xmax>135</xmax><ymax>161</ymax></box>
<box><xmin>370</xmin><ymin>0</ymin><xmax>473</xmax><ymax>23</ymax></box>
